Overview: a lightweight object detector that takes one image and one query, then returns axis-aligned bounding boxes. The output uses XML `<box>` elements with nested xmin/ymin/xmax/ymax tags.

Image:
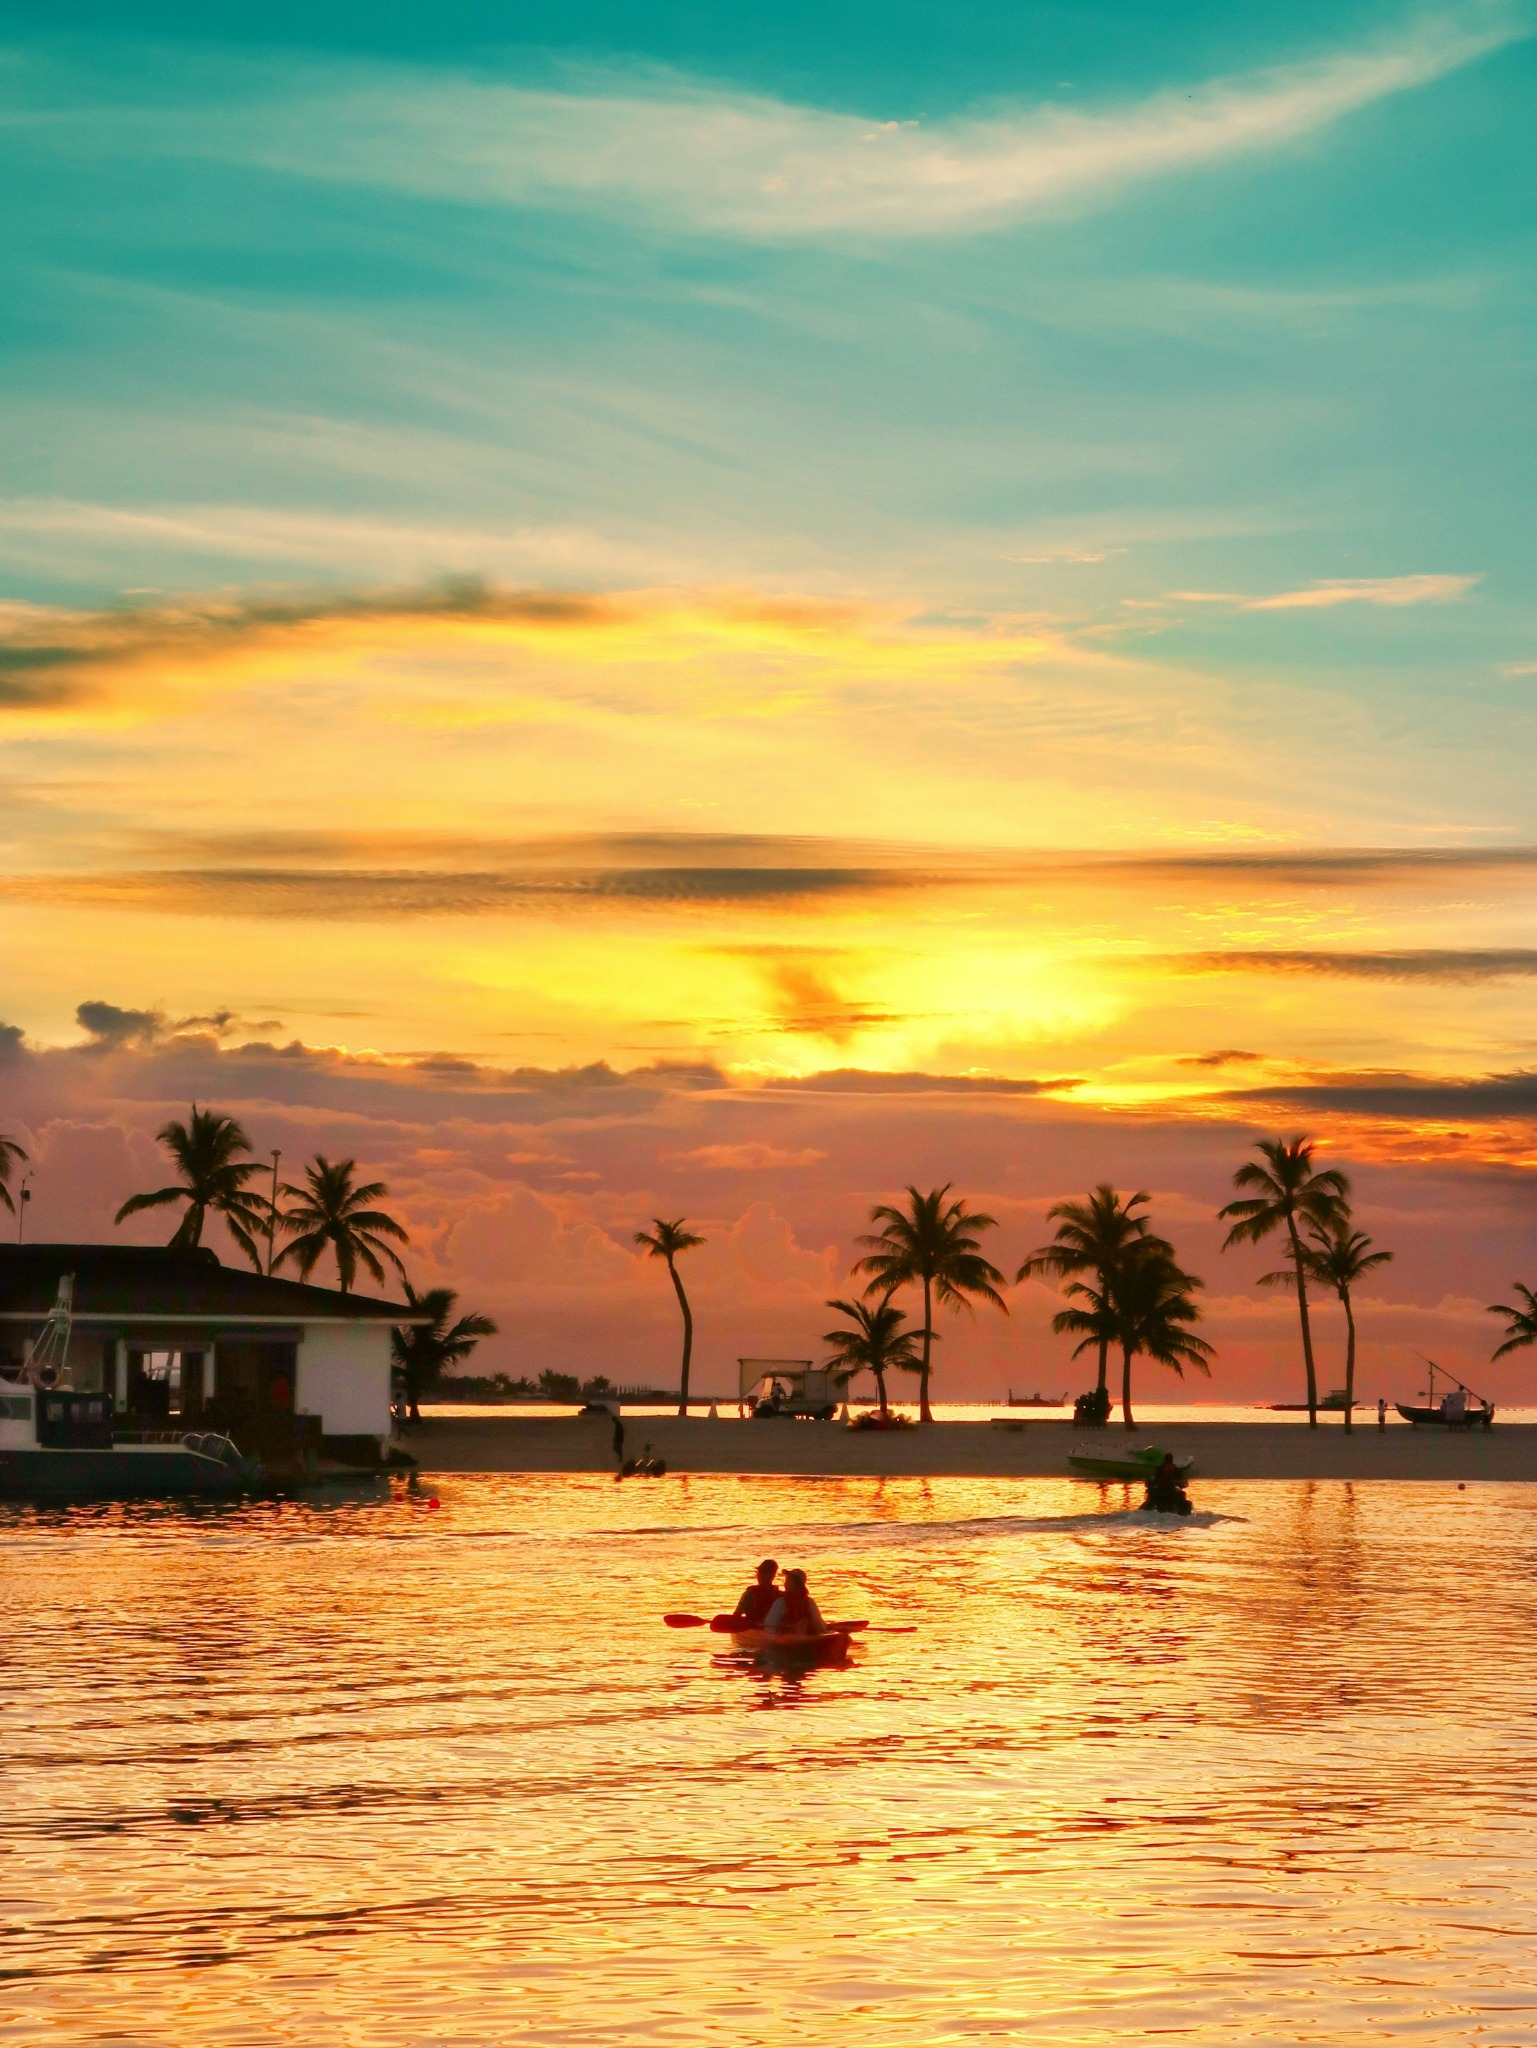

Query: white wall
<box><xmin>297</xmin><ymin>1323</ymin><xmax>392</xmax><ymax>1437</ymax></box>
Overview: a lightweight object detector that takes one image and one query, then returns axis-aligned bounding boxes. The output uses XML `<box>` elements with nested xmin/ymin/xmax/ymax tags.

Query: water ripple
<box><xmin>5</xmin><ymin>1475</ymin><xmax>1537</xmax><ymax>2044</ymax></box>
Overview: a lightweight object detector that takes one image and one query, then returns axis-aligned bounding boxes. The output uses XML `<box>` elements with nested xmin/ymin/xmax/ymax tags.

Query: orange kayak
<box><xmin>724</xmin><ymin>1626</ymin><xmax>852</xmax><ymax>1663</ymax></box>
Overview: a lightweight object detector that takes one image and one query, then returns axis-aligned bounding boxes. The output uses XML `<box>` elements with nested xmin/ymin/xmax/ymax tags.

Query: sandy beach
<box><xmin>409</xmin><ymin>1414</ymin><xmax>1537</xmax><ymax>1481</ymax></box>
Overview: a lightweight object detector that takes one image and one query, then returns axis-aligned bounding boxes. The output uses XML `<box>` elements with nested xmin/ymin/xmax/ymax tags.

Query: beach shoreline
<box><xmin>408</xmin><ymin>1415</ymin><xmax>1537</xmax><ymax>1481</ymax></box>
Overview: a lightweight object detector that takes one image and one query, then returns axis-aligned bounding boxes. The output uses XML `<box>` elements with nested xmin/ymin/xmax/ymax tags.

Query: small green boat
<box><xmin>1067</xmin><ymin>1444</ymin><xmax>1194</xmax><ymax>1482</ymax></box>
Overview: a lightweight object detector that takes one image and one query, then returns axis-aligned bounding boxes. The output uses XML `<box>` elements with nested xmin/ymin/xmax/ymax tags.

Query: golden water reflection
<box><xmin>4</xmin><ymin>1476</ymin><xmax>1537</xmax><ymax>2045</ymax></box>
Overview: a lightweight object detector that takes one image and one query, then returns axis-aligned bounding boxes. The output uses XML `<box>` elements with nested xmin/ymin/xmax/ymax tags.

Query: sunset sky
<box><xmin>3</xmin><ymin>0</ymin><xmax>1536</xmax><ymax>1398</ymax></box>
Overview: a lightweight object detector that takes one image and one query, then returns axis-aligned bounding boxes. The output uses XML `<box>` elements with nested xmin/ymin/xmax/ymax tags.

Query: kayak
<box><xmin>1068</xmin><ymin>1444</ymin><xmax>1194</xmax><ymax>1482</ymax></box>
<box><xmin>724</xmin><ymin>1627</ymin><xmax>853</xmax><ymax>1664</ymax></box>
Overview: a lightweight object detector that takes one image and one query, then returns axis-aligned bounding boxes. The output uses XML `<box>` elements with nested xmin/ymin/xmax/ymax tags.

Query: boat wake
<box><xmin>728</xmin><ymin>1506</ymin><xmax>1239</xmax><ymax>1542</ymax></box>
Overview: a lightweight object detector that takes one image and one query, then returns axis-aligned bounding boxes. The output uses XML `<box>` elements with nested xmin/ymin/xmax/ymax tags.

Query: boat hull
<box><xmin>1068</xmin><ymin>1449</ymin><xmax>1194</xmax><ymax>1483</ymax></box>
<box><xmin>1395</xmin><ymin>1403</ymin><xmax>1492</xmax><ymax>1430</ymax></box>
<box><xmin>0</xmin><ymin>1446</ymin><xmax>255</xmax><ymax>1501</ymax></box>
<box><xmin>725</xmin><ymin>1627</ymin><xmax>852</xmax><ymax>1664</ymax></box>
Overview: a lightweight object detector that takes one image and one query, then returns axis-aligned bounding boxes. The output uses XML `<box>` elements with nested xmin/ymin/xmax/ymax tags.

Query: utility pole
<box><xmin>267</xmin><ymin>1149</ymin><xmax>282</xmax><ymax>1275</ymax></box>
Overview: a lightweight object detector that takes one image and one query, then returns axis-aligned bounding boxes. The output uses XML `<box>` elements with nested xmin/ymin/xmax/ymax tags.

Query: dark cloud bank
<box><xmin>7</xmin><ymin>1002</ymin><xmax>1537</xmax><ymax>1134</ymax></box>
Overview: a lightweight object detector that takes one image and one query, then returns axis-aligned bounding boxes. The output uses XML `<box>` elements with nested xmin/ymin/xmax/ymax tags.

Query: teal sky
<box><xmin>2</xmin><ymin>1</ymin><xmax>1535</xmax><ymax>838</ymax></box>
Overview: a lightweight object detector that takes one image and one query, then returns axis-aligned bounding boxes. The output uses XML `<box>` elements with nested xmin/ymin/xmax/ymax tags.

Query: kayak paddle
<box><xmin>662</xmin><ymin>1613</ymin><xmax>896</xmax><ymax>1634</ymax></box>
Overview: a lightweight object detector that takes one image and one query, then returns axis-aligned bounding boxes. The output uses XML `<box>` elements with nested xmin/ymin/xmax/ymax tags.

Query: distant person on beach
<box><xmin>1377</xmin><ymin>1398</ymin><xmax>1387</xmax><ymax>1431</ymax></box>
<box><xmin>764</xmin><ymin>1568</ymin><xmax>826</xmax><ymax>1637</ymax></box>
<box><xmin>731</xmin><ymin>1559</ymin><xmax>779</xmax><ymax>1628</ymax></box>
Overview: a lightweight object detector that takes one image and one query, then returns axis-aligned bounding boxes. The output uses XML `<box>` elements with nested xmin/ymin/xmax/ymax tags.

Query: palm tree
<box><xmin>114</xmin><ymin>1105</ymin><xmax>268</xmax><ymax>1269</ymax></box>
<box><xmin>1489</xmin><ymin>1283</ymin><xmax>1537</xmax><ymax>1360</ymax></box>
<box><xmin>1048</xmin><ymin>1275</ymin><xmax>1119</xmax><ymax>1403</ymax></box>
<box><xmin>0</xmin><ymin>1131</ymin><xmax>28</xmax><ymax>1217</ymax></box>
<box><xmin>275</xmin><ymin>1155</ymin><xmax>409</xmax><ymax>1292</ymax></box>
<box><xmin>1017</xmin><ymin>1184</ymin><xmax>1171</xmax><ymax>1406</ymax></box>
<box><xmin>391</xmin><ymin>1282</ymin><xmax>498</xmax><ymax>1421</ymax></box>
<box><xmin>1263</xmin><ymin>1220</ymin><xmax>1392</xmax><ymax>1432</ymax></box>
<box><xmin>1098</xmin><ymin>1240</ymin><xmax>1213</xmax><ymax>1430</ymax></box>
<box><xmin>1219</xmin><ymin>1136</ymin><xmax>1349</xmax><ymax>1428</ymax></box>
<box><xmin>855</xmin><ymin>1185</ymin><xmax>1007</xmax><ymax>1423</ymax></box>
<box><xmin>634</xmin><ymin>1218</ymin><xmax>705</xmax><ymax>1415</ymax></box>
<box><xmin>822</xmin><ymin>1293</ymin><xmax>923</xmax><ymax>1419</ymax></box>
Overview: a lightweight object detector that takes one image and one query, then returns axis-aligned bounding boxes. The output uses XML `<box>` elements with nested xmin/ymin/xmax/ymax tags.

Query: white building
<box><xmin>0</xmin><ymin>1244</ymin><xmax>422</xmax><ymax>1463</ymax></box>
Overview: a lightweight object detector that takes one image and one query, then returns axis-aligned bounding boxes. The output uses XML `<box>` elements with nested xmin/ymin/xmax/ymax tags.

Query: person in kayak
<box><xmin>763</xmin><ymin>1567</ymin><xmax>826</xmax><ymax>1637</ymax></box>
<box><xmin>1143</xmin><ymin>1454</ymin><xmax>1192</xmax><ymax>1516</ymax></box>
<box><xmin>730</xmin><ymin>1559</ymin><xmax>780</xmax><ymax>1628</ymax></box>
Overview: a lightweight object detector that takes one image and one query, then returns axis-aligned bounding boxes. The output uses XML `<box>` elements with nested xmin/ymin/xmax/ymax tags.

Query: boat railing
<box><xmin>113</xmin><ymin>1427</ymin><xmax>251</xmax><ymax>1466</ymax></box>
<box><xmin>182</xmin><ymin>1431</ymin><xmax>251</xmax><ymax>1468</ymax></box>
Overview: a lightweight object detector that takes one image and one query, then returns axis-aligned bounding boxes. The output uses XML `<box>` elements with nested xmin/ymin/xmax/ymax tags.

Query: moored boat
<box><xmin>1396</xmin><ymin>1357</ymin><xmax>1494</xmax><ymax>1430</ymax></box>
<box><xmin>1396</xmin><ymin>1401</ymin><xmax>1494</xmax><ymax>1429</ymax></box>
<box><xmin>1067</xmin><ymin>1444</ymin><xmax>1194</xmax><ymax>1482</ymax></box>
<box><xmin>0</xmin><ymin>1278</ymin><xmax>263</xmax><ymax>1502</ymax></box>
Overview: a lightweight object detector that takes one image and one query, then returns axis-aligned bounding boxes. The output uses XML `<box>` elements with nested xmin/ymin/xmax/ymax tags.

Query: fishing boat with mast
<box><xmin>1396</xmin><ymin>1355</ymin><xmax>1495</xmax><ymax>1430</ymax></box>
<box><xmin>0</xmin><ymin>1276</ymin><xmax>262</xmax><ymax>1500</ymax></box>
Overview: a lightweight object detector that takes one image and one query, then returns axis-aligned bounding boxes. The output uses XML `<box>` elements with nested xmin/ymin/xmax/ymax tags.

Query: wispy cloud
<box><xmin>1004</xmin><ymin>544</ymin><xmax>1125</xmax><ymax>565</ymax></box>
<box><xmin>1233</xmin><ymin>1067</ymin><xmax>1537</xmax><ymax>1119</ymax></box>
<box><xmin>1169</xmin><ymin>573</ymin><xmax>1481</xmax><ymax>611</ymax></box>
<box><xmin>29</xmin><ymin>13</ymin><xmax>1522</xmax><ymax>240</ymax></box>
<box><xmin>671</xmin><ymin>1142</ymin><xmax>828</xmax><ymax>1170</ymax></box>
<box><xmin>1247</xmin><ymin>573</ymin><xmax>1482</xmax><ymax>611</ymax></box>
<box><xmin>1173</xmin><ymin>948</ymin><xmax>1537</xmax><ymax>982</ymax></box>
<box><xmin>0</xmin><ymin>499</ymin><xmax>679</xmax><ymax>585</ymax></box>
<box><xmin>8</xmin><ymin>829</ymin><xmax>1537</xmax><ymax>924</ymax></box>
<box><xmin>0</xmin><ymin>865</ymin><xmax>918</xmax><ymax>920</ymax></box>
<box><xmin>764</xmin><ymin>1069</ymin><xmax>1076</xmax><ymax>1095</ymax></box>
<box><xmin>0</xmin><ymin>576</ymin><xmax>1066</xmax><ymax>726</ymax></box>
<box><xmin>0</xmin><ymin>578</ymin><xmax>623</xmax><ymax>712</ymax></box>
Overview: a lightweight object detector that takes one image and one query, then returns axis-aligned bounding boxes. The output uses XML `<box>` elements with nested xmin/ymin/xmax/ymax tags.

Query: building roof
<box><xmin>0</xmin><ymin>1244</ymin><xmax>421</xmax><ymax>1324</ymax></box>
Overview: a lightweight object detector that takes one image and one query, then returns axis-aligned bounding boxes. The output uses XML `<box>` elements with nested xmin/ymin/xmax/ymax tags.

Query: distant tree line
<box><xmin>8</xmin><ymin>1107</ymin><xmax>1536</xmax><ymax>1428</ymax></box>
<box><xmin>635</xmin><ymin>1135</ymin><xmax>1502</xmax><ymax>1432</ymax></box>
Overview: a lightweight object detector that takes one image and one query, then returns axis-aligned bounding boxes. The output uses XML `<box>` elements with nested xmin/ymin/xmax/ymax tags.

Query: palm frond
<box><xmin>0</xmin><ymin>1133</ymin><xmax>27</xmax><ymax>1214</ymax></box>
<box><xmin>113</xmin><ymin>1186</ymin><xmax>186</xmax><ymax>1222</ymax></box>
<box><xmin>1489</xmin><ymin>1283</ymin><xmax>1537</xmax><ymax>1359</ymax></box>
<box><xmin>635</xmin><ymin>1217</ymin><xmax>705</xmax><ymax>1259</ymax></box>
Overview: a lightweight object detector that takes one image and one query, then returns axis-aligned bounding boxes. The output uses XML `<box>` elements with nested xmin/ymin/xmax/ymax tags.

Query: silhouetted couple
<box><xmin>730</xmin><ymin>1558</ymin><xmax>826</xmax><ymax>1636</ymax></box>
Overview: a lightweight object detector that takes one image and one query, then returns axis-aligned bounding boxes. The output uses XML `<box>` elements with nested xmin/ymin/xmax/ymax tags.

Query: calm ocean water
<box><xmin>4</xmin><ymin>1475</ymin><xmax>1536</xmax><ymax>2045</ymax></box>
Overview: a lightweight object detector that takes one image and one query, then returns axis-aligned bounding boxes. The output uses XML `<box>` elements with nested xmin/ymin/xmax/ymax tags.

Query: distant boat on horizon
<box><xmin>1007</xmin><ymin>1390</ymin><xmax>1069</xmax><ymax>1407</ymax></box>
<box><xmin>1267</xmin><ymin>1389</ymin><xmax>1351</xmax><ymax>1412</ymax></box>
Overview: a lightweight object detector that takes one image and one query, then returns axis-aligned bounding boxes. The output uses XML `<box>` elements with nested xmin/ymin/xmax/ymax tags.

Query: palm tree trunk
<box><xmin>919</xmin><ymin>1274</ymin><xmax>934</xmax><ymax>1424</ymax></box>
<box><xmin>1342</xmin><ymin>1288</ymin><xmax>1357</xmax><ymax>1434</ymax></box>
<box><xmin>171</xmin><ymin>1203</ymin><xmax>206</xmax><ymax>1250</ymax></box>
<box><xmin>873</xmin><ymin>1365</ymin><xmax>889</xmax><ymax>1419</ymax></box>
<box><xmin>1095</xmin><ymin>1333</ymin><xmax>1109</xmax><ymax>1397</ymax></box>
<box><xmin>669</xmin><ymin>1256</ymin><xmax>693</xmax><ymax>1415</ymax></box>
<box><xmin>1287</xmin><ymin>1221</ymin><xmax>1320</xmax><ymax>1428</ymax></box>
<box><xmin>1121</xmin><ymin>1343</ymin><xmax>1135</xmax><ymax>1430</ymax></box>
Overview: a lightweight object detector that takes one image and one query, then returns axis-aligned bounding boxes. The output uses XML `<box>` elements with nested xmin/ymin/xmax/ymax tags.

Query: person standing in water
<box><xmin>764</xmin><ymin>1568</ymin><xmax>826</xmax><ymax>1637</ymax></box>
<box><xmin>731</xmin><ymin>1559</ymin><xmax>779</xmax><ymax>1628</ymax></box>
<box><xmin>1377</xmin><ymin>1397</ymin><xmax>1387</xmax><ymax>1431</ymax></box>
